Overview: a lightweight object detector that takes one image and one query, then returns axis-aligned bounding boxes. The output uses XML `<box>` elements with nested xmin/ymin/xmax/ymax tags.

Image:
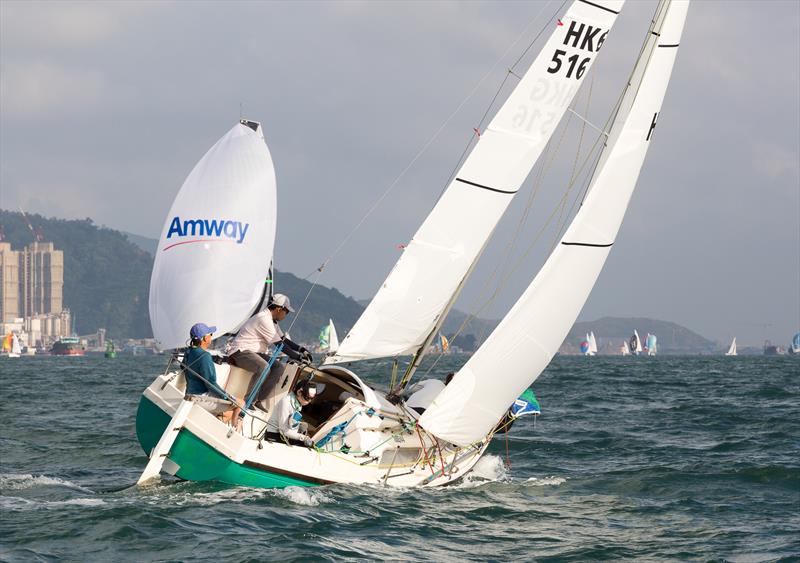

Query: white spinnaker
<box><xmin>327</xmin><ymin>0</ymin><xmax>624</xmax><ymax>364</ymax></box>
<box><xmin>421</xmin><ymin>1</ymin><xmax>689</xmax><ymax>447</ymax></box>
<box><xmin>149</xmin><ymin>122</ymin><xmax>277</xmax><ymax>349</ymax></box>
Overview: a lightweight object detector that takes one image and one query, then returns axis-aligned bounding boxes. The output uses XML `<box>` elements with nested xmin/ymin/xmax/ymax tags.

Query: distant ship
<box><xmin>105</xmin><ymin>341</ymin><xmax>117</xmax><ymax>359</ymax></box>
<box><xmin>725</xmin><ymin>337</ymin><xmax>737</xmax><ymax>356</ymax></box>
<box><xmin>51</xmin><ymin>337</ymin><xmax>85</xmax><ymax>356</ymax></box>
<box><xmin>763</xmin><ymin>340</ymin><xmax>783</xmax><ymax>356</ymax></box>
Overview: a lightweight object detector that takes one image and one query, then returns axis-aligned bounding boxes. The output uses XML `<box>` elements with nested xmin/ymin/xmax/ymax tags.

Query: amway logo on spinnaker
<box><xmin>163</xmin><ymin>216</ymin><xmax>250</xmax><ymax>250</ymax></box>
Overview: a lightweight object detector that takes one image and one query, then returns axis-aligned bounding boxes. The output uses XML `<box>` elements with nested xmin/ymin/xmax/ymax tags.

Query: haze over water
<box><xmin>1</xmin><ymin>355</ymin><xmax>798</xmax><ymax>561</ymax></box>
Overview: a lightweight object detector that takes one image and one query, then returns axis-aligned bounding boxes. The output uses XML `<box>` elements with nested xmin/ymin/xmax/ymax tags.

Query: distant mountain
<box><xmin>122</xmin><ymin>231</ymin><xmax>158</xmax><ymax>255</ymax></box>
<box><xmin>566</xmin><ymin>316</ymin><xmax>716</xmax><ymax>354</ymax></box>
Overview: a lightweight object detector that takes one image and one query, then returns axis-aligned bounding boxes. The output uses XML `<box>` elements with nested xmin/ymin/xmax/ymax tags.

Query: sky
<box><xmin>1</xmin><ymin>0</ymin><xmax>798</xmax><ymax>347</ymax></box>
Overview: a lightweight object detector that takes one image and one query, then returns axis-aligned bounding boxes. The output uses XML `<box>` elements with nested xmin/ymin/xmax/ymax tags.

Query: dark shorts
<box><xmin>229</xmin><ymin>350</ymin><xmax>283</xmax><ymax>408</ymax></box>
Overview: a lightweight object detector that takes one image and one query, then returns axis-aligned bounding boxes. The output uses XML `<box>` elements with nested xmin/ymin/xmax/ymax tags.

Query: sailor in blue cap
<box><xmin>183</xmin><ymin>322</ymin><xmax>242</xmax><ymax>424</ymax></box>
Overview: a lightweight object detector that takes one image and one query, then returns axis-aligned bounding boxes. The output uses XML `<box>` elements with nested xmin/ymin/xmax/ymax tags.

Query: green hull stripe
<box><xmin>135</xmin><ymin>396</ymin><xmax>319</xmax><ymax>489</ymax></box>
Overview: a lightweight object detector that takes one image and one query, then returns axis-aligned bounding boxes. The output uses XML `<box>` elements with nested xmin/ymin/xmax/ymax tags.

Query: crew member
<box><xmin>270</xmin><ymin>379</ymin><xmax>318</xmax><ymax>447</ymax></box>
<box><xmin>227</xmin><ymin>294</ymin><xmax>312</xmax><ymax>408</ymax></box>
<box><xmin>183</xmin><ymin>322</ymin><xmax>243</xmax><ymax>424</ymax></box>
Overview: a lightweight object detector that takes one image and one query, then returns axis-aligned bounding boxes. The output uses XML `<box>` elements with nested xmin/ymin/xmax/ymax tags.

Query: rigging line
<box><xmin>553</xmin><ymin>66</ymin><xmax>596</xmax><ymax>247</ymax></box>
<box><xmin>301</xmin><ymin>0</ymin><xmax>561</xmax><ymax>283</ymax></box>
<box><xmin>438</xmin><ymin>0</ymin><xmax>566</xmax><ymax>198</ymax></box>
<box><xmin>452</xmin><ymin>108</ymin><xmax>577</xmax><ymax>341</ymax></box>
<box><xmin>453</xmin><ymin>121</ymin><xmax>610</xmax><ymax>337</ymax></box>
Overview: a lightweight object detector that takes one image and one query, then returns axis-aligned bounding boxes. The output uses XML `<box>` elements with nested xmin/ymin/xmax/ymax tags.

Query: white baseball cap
<box><xmin>271</xmin><ymin>293</ymin><xmax>295</xmax><ymax>312</ymax></box>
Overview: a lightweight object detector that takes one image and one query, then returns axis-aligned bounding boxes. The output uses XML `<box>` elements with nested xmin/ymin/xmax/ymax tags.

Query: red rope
<box><xmin>415</xmin><ymin>425</ymin><xmax>435</xmax><ymax>475</ymax></box>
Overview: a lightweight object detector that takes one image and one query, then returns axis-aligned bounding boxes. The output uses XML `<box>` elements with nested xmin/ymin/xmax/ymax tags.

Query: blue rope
<box><xmin>241</xmin><ymin>343</ymin><xmax>284</xmax><ymax>414</ymax></box>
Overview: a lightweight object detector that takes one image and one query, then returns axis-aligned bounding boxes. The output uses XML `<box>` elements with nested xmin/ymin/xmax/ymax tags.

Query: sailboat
<box><xmin>725</xmin><ymin>337</ymin><xmax>737</xmax><ymax>356</ymax></box>
<box><xmin>136</xmin><ymin>0</ymin><xmax>689</xmax><ymax>488</ymax></box>
<box><xmin>645</xmin><ymin>333</ymin><xmax>657</xmax><ymax>356</ymax></box>
<box><xmin>789</xmin><ymin>332</ymin><xmax>800</xmax><ymax>356</ymax></box>
<box><xmin>630</xmin><ymin>329</ymin><xmax>643</xmax><ymax>356</ymax></box>
<box><xmin>318</xmin><ymin>319</ymin><xmax>340</xmax><ymax>355</ymax></box>
<box><xmin>3</xmin><ymin>333</ymin><xmax>22</xmax><ymax>358</ymax></box>
<box><xmin>621</xmin><ymin>340</ymin><xmax>631</xmax><ymax>356</ymax></box>
<box><xmin>582</xmin><ymin>331</ymin><xmax>598</xmax><ymax>356</ymax></box>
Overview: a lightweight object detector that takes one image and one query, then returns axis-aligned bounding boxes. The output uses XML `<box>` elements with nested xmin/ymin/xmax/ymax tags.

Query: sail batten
<box><xmin>327</xmin><ymin>0</ymin><xmax>625</xmax><ymax>365</ymax></box>
<box><xmin>421</xmin><ymin>0</ymin><xmax>690</xmax><ymax>446</ymax></box>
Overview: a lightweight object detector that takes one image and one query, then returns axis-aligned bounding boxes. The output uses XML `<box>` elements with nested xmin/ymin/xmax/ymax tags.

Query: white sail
<box><xmin>633</xmin><ymin>329</ymin><xmax>643</xmax><ymax>354</ymax></box>
<box><xmin>621</xmin><ymin>340</ymin><xmax>631</xmax><ymax>355</ymax></box>
<box><xmin>149</xmin><ymin>121</ymin><xmax>277</xmax><ymax>350</ymax></box>
<box><xmin>328</xmin><ymin>0</ymin><xmax>625</xmax><ymax>364</ymax></box>
<box><xmin>421</xmin><ymin>1</ymin><xmax>689</xmax><ymax>447</ymax></box>
<box><xmin>589</xmin><ymin>331</ymin><xmax>598</xmax><ymax>354</ymax></box>
<box><xmin>725</xmin><ymin>337</ymin><xmax>737</xmax><ymax>356</ymax></box>
<box><xmin>10</xmin><ymin>334</ymin><xmax>21</xmax><ymax>355</ymax></box>
<box><xmin>328</xmin><ymin>319</ymin><xmax>340</xmax><ymax>354</ymax></box>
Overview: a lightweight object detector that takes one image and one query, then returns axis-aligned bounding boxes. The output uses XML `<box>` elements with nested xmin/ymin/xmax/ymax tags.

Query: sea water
<box><xmin>0</xmin><ymin>355</ymin><xmax>798</xmax><ymax>561</ymax></box>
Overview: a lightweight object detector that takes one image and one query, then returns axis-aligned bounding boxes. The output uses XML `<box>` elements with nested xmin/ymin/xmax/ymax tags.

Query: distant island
<box><xmin>1</xmin><ymin>209</ymin><xmax>719</xmax><ymax>352</ymax></box>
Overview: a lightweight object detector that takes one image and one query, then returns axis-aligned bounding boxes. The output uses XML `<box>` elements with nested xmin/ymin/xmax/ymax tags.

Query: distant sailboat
<box><xmin>319</xmin><ymin>319</ymin><xmax>340</xmax><ymax>354</ymax></box>
<box><xmin>439</xmin><ymin>333</ymin><xmax>450</xmax><ymax>354</ymax></box>
<box><xmin>645</xmin><ymin>333</ymin><xmax>657</xmax><ymax>356</ymax></box>
<box><xmin>790</xmin><ymin>332</ymin><xmax>800</xmax><ymax>356</ymax></box>
<box><xmin>630</xmin><ymin>330</ymin><xmax>643</xmax><ymax>356</ymax></box>
<box><xmin>621</xmin><ymin>340</ymin><xmax>631</xmax><ymax>356</ymax></box>
<box><xmin>8</xmin><ymin>333</ymin><xmax>21</xmax><ymax>358</ymax></box>
<box><xmin>725</xmin><ymin>337</ymin><xmax>737</xmax><ymax>356</ymax></box>
<box><xmin>580</xmin><ymin>332</ymin><xmax>597</xmax><ymax>356</ymax></box>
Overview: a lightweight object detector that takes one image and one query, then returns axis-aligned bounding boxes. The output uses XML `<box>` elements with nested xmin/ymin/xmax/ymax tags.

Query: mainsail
<box><xmin>149</xmin><ymin>121</ymin><xmax>277</xmax><ymax>349</ymax></box>
<box><xmin>421</xmin><ymin>0</ymin><xmax>690</xmax><ymax>446</ymax></box>
<box><xmin>327</xmin><ymin>0</ymin><xmax>624</xmax><ymax>364</ymax></box>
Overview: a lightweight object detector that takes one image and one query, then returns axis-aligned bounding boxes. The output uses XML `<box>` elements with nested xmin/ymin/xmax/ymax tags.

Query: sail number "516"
<box><xmin>547</xmin><ymin>50</ymin><xmax>590</xmax><ymax>80</ymax></box>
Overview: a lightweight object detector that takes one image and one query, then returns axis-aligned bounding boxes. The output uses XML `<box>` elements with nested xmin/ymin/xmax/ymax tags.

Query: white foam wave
<box><xmin>0</xmin><ymin>495</ymin><xmax>105</xmax><ymax>511</ymax></box>
<box><xmin>524</xmin><ymin>475</ymin><xmax>566</xmax><ymax>487</ymax></box>
<box><xmin>160</xmin><ymin>486</ymin><xmax>268</xmax><ymax>507</ymax></box>
<box><xmin>47</xmin><ymin>498</ymin><xmax>106</xmax><ymax>508</ymax></box>
<box><xmin>0</xmin><ymin>473</ymin><xmax>91</xmax><ymax>492</ymax></box>
<box><xmin>454</xmin><ymin>455</ymin><xmax>510</xmax><ymax>488</ymax></box>
<box><xmin>272</xmin><ymin>486</ymin><xmax>333</xmax><ymax>506</ymax></box>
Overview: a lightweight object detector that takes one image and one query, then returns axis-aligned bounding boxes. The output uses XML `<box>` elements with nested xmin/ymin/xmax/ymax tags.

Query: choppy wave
<box><xmin>1</xmin><ymin>355</ymin><xmax>798</xmax><ymax>561</ymax></box>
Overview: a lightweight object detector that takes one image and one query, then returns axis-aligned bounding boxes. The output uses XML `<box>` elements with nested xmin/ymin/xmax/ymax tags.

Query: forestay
<box><xmin>149</xmin><ymin>122</ymin><xmax>277</xmax><ymax>350</ymax></box>
<box><xmin>421</xmin><ymin>0</ymin><xmax>690</xmax><ymax>446</ymax></box>
<box><xmin>327</xmin><ymin>0</ymin><xmax>624</xmax><ymax>364</ymax></box>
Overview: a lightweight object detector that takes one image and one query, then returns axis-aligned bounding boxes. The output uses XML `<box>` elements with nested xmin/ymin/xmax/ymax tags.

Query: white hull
<box><xmin>138</xmin><ymin>360</ymin><xmax>491</xmax><ymax>488</ymax></box>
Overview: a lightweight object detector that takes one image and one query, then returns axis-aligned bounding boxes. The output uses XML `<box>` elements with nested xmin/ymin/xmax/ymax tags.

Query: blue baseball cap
<box><xmin>190</xmin><ymin>323</ymin><xmax>217</xmax><ymax>339</ymax></box>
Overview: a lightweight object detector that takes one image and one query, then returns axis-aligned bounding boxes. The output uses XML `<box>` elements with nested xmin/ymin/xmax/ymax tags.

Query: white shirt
<box><xmin>229</xmin><ymin>311</ymin><xmax>284</xmax><ymax>354</ymax></box>
<box><xmin>405</xmin><ymin>379</ymin><xmax>446</xmax><ymax>411</ymax></box>
<box><xmin>268</xmin><ymin>392</ymin><xmax>306</xmax><ymax>441</ymax></box>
